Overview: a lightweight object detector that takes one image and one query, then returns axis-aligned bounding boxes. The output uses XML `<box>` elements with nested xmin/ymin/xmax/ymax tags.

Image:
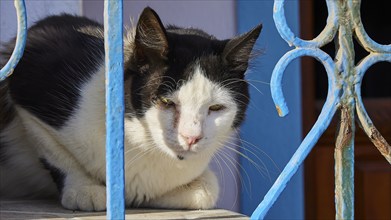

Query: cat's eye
<box><xmin>209</xmin><ymin>104</ymin><xmax>225</xmax><ymax>112</ymax></box>
<box><xmin>159</xmin><ymin>97</ymin><xmax>175</xmax><ymax>107</ymax></box>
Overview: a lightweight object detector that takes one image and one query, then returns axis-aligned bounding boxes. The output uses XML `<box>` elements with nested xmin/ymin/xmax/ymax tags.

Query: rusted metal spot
<box><xmin>276</xmin><ymin>105</ymin><xmax>283</xmax><ymax>117</ymax></box>
<box><xmin>369</xmin><ymin>127</ymin><xmax>391</xmax><ymax>163</ymax></box>
<box><xmin>335</xmin><ymin>106</ymin><xmax>353</xmax><ymax>150</ymax></box>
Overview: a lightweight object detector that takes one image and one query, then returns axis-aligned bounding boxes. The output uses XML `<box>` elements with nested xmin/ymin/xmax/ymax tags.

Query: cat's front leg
<box><xmin>16</xmin><ymin>108</ymin><xmax>107</xmax><ymax>211</ymax></box>
<box><xmin>60</xmin><ymin>172</ymin><xmax>107</xmax><ymax>211</ymax></box>
<box><xmin>41</xmin><ymin>157</ymin><xmax>107</xmax><ymax>211</ymax></box>
<box><xmin>143</xmin><ymin>169</ymin><xmax>219</xmax><ymax>210</ymax></box>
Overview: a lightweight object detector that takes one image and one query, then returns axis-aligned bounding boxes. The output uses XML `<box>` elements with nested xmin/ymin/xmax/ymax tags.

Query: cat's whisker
<box><xmin>227</xmin><ymin>143</ymin><xmax>270</xmax><ymax>180</ymax></box>
<box><xmin>222</xmin><ymin>141</ymin><xmax>271</xmax><ymax>182</ymax></box>
<box><xmin>176</xmin><ymin>79</ymin><xmax>186</xmax><ymax>90</ymax></box>
<box><xmin>236</xmin><ymin>138</ymin><xmax>280</xmax><ymax>175</ymax></box>
<box><xmin>211</xmin><ymin>154</ymin><xmax>226</xmax><ymax>196</ymax></box>
<box><xmin>246</xmin><ymin>78</ymin><xmax>270</xmax><ymax>85</ymax></box>
<box><xmin>216</xmin><ymin>144</ymin><xmax>253</xmax><ymax>200</ymax></box>
<box><xmin>124</xmin><ymin>145</ymin><xmax>149</xmax><ymax>158</ymax></box>
<box><xmin>133</xmin><ymin>75</ymin><xmax>177</xmax><ymax>92</ymax></box>
<box><xmin>219</xmin><ymin>78</ymin><xmax>242</xmax><ymax>86</ymax></box>
<box><xmin>233</xmin><ymin>129</ymin><xmax>281</xmax><ymax>174</ymax></box>
<box><xmin>214</xmin><ymin>151</ymin><xmax>240</xmax><ymax>192</ymax></box>
<box><xmin>219</xmin><ymin>78</ymin><xmax>261</xmax><ymax>111</ymax></box>
<box><xmin>225</xmin><ymin>136</ymin><xmax>272</xmax><ymax>163</ymax></box>
<box><xmin>213</xmin><ymin>153</ymin><xmax>234</xmax><ymax>208</ymax></box>
<box><xmin>222</xmin><ymin>78</ymin><xmax>264</xmax><ymax>96</ymax></box>
<box><xmin>216</xmin><ymin>133</ymin><xmax>273</xmax><ymax>181</ymax></box>
<box><xmin>246</xmin><ymin>80</ymin><xmax>264</xmax><ymax>96</ymax></box>
<box><xmin>231</xmin><ymin>96</ymin><xmax>257</xmax><ymax>111</ymax></box>
<box><xmin>214</xmin><ymin>149</ymin><xmax>243</xmax><ymax>207</ymax></box>
<box><xmin>123</xmin><ymin>142</ymin><xmax>152</xmax><ymax>154</ymax></box>
<box><xmin>125</xmin><ymin>147</ymin><xmax>156</xmax><ymax>169</ymax></box>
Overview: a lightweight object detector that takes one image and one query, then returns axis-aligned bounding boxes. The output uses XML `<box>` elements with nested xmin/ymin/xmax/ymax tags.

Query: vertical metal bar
<box><xmin>334</xmin><ymin>1</ymin><xmax>355</xmax><ymax>218</ymax></box>
<box><xmin>335</xmin><ymin>106</ymin><xmax>355</xmax><ymax>219</ymax></box>
<box><xmin>104</xmin><ymin>0</ymin><xmax>125</xmax><ymax>219</ymax></box>
<box><xmin>0</xmin><ymin>0</ymin><xmax>27</xmax><ymax>80</ymax></box>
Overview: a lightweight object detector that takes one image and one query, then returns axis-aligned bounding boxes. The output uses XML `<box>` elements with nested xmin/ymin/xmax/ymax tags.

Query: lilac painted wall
<box><xmin>83</xmin><ymin>0</ymin><xmax>235</xmax><ymax>39</ymax></box>
<box><xmin>0</xmin><ymin>0</ymin><xmax>81</xmax><ymax>43</ymax></box>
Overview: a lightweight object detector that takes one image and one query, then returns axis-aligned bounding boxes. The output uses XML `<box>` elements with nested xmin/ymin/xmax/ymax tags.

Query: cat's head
<box><xmin>125</xmin><ymin>7</ymin><xmax>261</xmax><ymax>160</ymax></box>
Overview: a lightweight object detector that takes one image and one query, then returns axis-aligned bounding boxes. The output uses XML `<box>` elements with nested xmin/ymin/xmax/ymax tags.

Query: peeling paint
<box><xmin>275</xmin><ymin>106</ymin><xmax>282</xmax><ymax>117</ymax></box>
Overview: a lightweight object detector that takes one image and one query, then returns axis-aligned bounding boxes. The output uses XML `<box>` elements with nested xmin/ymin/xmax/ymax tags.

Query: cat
<box><xmin>0</xmin><ymin>7</ymin><xmax>261</xmax><ymax>211</ymax></box>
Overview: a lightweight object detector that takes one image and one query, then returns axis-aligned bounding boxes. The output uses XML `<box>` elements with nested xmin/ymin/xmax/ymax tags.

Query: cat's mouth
<box><xmin>175</xmin><ymin>149</ymin><xmax>197</xmax><ymax>161</ymax></box>
<box><xmin>166</xmin><ymin>142</ymin><xmax>202</xmax><ymax>161</ymax></box>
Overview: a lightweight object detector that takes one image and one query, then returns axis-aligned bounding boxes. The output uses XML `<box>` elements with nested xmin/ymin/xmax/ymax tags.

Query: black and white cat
<box><xmin>0</xmin><ymin>7</ymin><xmax>261</xmax><ymax>211</ymax></box>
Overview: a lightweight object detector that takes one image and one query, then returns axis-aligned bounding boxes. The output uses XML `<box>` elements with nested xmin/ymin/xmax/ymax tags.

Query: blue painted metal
<box><xmin>252</xmin><ymin>48</ymin><xmax>340</xmax><ymax>219</ymax></box>
<box><xmin>355</xmin><ymin>53</ymin><xmax>391</xmax><ymax>164</ymax></box>
<box><xmin>238</xmin><ymin>1</ymin><xmax>303</xmax><ymax>217</ymax></box>
<box><xmin>104</xmin><ymin>0</ymin><xmax>125</xmax><ymax>219</ymax></box>
<box><xmin>273</xmin><ymin>0</ymin><xmax>338</xmax><ymax>49</ymax></box>
<box><xmin>333</xmin><ymin>1</ymin><xmax>356</xmax><ymax>217</ymax></box>
<box><xmin>251</xmin><ymin>0</ymin><xmax>391</xmax><ymax>219</ymax></box>
<box><xmin>0</xmin><ymin>0</ymin><xmax>27</xmax><ymax>81</ymax></box>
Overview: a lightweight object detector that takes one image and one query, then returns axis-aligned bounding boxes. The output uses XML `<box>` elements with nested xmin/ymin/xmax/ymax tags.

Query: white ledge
<box><xmin>0</xmin><ymin>200</ymin><xmax>248</xmax><ymax>219</ymax></box>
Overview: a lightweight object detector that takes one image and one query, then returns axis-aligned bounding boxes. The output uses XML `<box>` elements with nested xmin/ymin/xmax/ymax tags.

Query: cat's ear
<box><xmin>222</xmin><ymin>24</ymin><xmax>262</xmax><ymax>73</ymax></box>
<box><xmin>135</xmin><ymin>7</ymin><xmax>168</xmax><ymax>64</ymax></box>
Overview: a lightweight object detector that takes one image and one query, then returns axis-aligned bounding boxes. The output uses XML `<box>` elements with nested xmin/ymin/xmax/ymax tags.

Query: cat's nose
<box><xmin>181</xmin><ymin>134</ymin><xmax>202</xmax><ymax>148</ymax></box>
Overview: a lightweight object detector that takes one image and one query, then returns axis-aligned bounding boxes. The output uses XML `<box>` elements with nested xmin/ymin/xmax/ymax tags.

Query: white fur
<box><xmin>1</xmin><ymin>65</ymin><xmax>238</xmax><ymax>211</ymax></box>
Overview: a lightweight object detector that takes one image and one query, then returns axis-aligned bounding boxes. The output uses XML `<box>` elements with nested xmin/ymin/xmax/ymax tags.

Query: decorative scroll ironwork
<box><xmin>0</xmin><ymin>0</ymin><xmax>27</xmax><ymax>81</ymax></box>
<box><xmin>2</xmin><ymin>0</ymin><xmax>390</xmax><ymax>219</ymax></box>
<box><xmin>104</xmin><ymin>0</ymin><xmax>125</xmax><ymax>219</ymax></box>
<box><xmin>251</xmin><ymin>0</ymin><xmax>391</xmax><ymax>219</ymax></box>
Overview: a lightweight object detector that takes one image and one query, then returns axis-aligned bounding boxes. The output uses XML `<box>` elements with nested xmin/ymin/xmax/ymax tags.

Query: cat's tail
<box><xmin>0</xmin><ymin>39</ymin><xmax>17</xmax><ymax>131</ymax></box>
<box><xmin>0</xmin><ymin>80</ymin><xmax>16</xmax><ymax>131</ymax></box>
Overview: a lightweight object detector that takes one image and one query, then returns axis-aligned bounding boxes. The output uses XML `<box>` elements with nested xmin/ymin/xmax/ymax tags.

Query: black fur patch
<box><xmin>0</xmin><ymin>81</ymin><xmax>15</xmax><ymax>163</ymax></box>
<box><xmin>0</xmin><ymin>141</ymin><xmax>8</xmax><ymax>163</ymax></box>
<box><xmin>0</xmin><ymin>81</ymin><xmax>15</xmax><ymax>131</ymax></box>
<box><xmin>40</xmin><ymin>158</ymin><xmax>65</xmax><ymax>194</ymax></box>
<box><xmin>5</xmin><ymin>14</ymin><xmax>105</xmax><ymax>128</ymax></box>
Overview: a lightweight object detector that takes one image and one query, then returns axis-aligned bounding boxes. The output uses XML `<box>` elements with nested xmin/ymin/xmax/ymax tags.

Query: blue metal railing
<box><xmin>0</xmin><ymin>0</ymin><xmax>26</xmax><ymax>81</ymax></box>
<box><xmin>251</xmin><ymin>0</ymin><xmax>391</xmax><ymax>219</ymax></box>
<box><xmin>1</xmin><ymin>0</ymin><xmax>126</xmax><ymax>219</ymax></box>
<box><xmin>1</xmin><ymin>1</ymin><xmax>390</xmax><ymax>220</ymax></box>
<box><xmin>103</xmin><ymin>1</ymin><xmax>125</xmax><ymax>219</ymax></box>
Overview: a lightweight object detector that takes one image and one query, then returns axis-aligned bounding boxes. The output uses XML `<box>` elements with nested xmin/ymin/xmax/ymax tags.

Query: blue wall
<box><xmin>237</xmin><ymin>1</ymin><xmax>304</xmax><ymax>219</ymax></box>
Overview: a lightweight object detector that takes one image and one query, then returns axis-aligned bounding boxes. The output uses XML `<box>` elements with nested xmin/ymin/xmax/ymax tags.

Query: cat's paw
<box><xmin>143</xmin><ymin>170</ymin><xmax>219</xmax><ymax>210</ymax></box>
<box><xmin>61</xmin><ymin>184</ymin><xmax>106</xmax><ymax>211</ymax></box>
<box><xmin>184</xmin><ymin>170</ymin><xmax>219</xmax><ymax>209</ymax></box>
